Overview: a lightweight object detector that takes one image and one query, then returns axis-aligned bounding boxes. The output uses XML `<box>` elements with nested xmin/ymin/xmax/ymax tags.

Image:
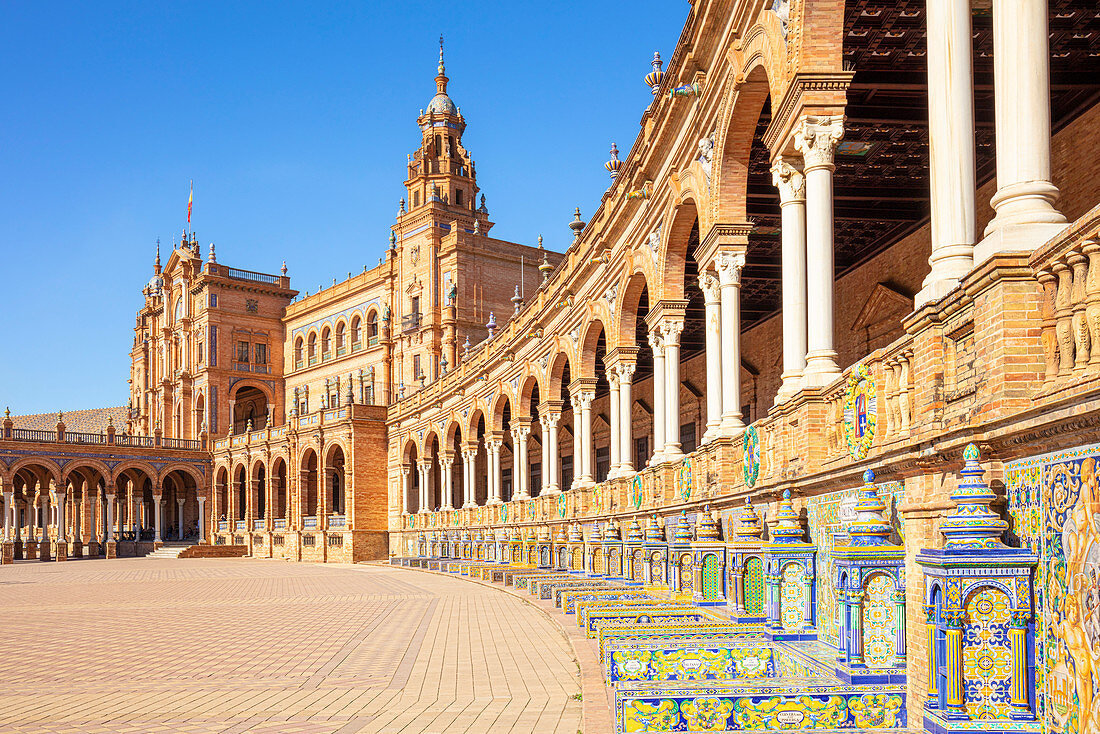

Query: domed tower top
<box><xmin>426</xmin><ymin>35</ymin><xmax>458</xmax><ymax>116</ymax></box>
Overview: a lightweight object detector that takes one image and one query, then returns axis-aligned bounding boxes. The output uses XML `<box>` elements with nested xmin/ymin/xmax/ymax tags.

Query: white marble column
<box><xmin>2</xmin><ymin>491</ymin><xmax>11</xmax><ymax>542</ymax></box>
<box><xmin>197</xmin><ymin>496</ymin><xmax>206</xmax><ymax>542</ymax></box>
<box><xmin>717</xmin><ymin>253</ymin><xmax>747</xmax><ymax>434</ymax></box>
<box><xmin>418</xmin><ymin>461</ymin><xmax>430</xmax><ymax>513</ymax></box>
<box><xmin>487</xmin><ymin>438</ymin><xmax>502</xmax><ymax>504</ymax></box>
<box><xmin>699</xmin><ymin>271</ymin><xmax>723</xmax><ymax>442</ymax></box>
<box><xmin>544</xmin><ymin>413</ymin><xmax>561</xmax><ymax>495</ymax></box>
<box><xmin>462</xmin><ymin>450</ymin><xmax>477</xmax><ymax>508</ymax></box>
<box><xmin>53</xmin><ymin>483</ymin><xmax>67</xmax><ymax>544</ymax></box>
<box><xmin>177</xmin><ymin>498</ymin><xmax>185</xmax><ymax>539</ymax></box>
<box><xmin>401</xmin><ymin>466</ymin><xmax>411</xmax><ymax>513</ymax></box>
<box><xmin>649</xmin><ymin>330</ymin><xmax>666</xmax><ymax>465</ymax></box>
<box><xmin>440</xmin><ymin>457</ymin><xmax>454</xmax><ymax>510</ymax></box>
<box><xmin>617</xmin><ymin>362</ymin><xmax>636</xmax><ymax>475</ymax></box>
<box><xmin>772</xmin><ymin>158</ymin><xmax>809</xmax><ymax>400</ymax></box>
<box><xmin>570</xmin><ymin>394</ymin><xmax>584</xmax><ymax>490</ymax></box>
<box><xmin>512</xmin><ymin>428</ymin><xmax>526</xmax><ymax>497</ymax></box>
<box><xmin>794</xmin><ymin>115</ymin><xmax>844</xmax><ymax>387</ymax></box>
<box><xmin>513</xmin><ymin>427</ymin><xmax>531</xmax><ymax>498</ymax></box>
<box><xmin>606</xmin><ymin>369</ymin><xmax>621</xmax><ymax>477</ymax></box>
<box><xmin>918</xmin><ymin>0</ymin><xmax>977</xmax><ymax>306</ymax></box>
<box><xmin>578</xmin><ymin>391</ymin><xmax>595</xmax><ymax>485</ymax></box>
<box><xmin>539</xmin><ymin>421</ymin><xmax>550</xmax><ymax>494</ymax></box>
<box><xmin>153</xmin><ymin>493</ymin><xmax>163</xmax><ymax>543</ymax></box>
<box><xmin>106</xmin><ymin>490</ymin><xmax>117</xmax><ymax>542</ymax></box>
<box><xmin>661</xmin><ymin>320</ymin><xmax>685</xmax><ymax>459</ymax></box>
<box><xmin>977</xmin><ymin>0</ymin><xmax>1066</xmax><ymax>261</ymax></box>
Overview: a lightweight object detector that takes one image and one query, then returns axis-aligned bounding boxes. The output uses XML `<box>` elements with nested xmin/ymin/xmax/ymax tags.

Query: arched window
<box><xmin>351</xmin><ymin>316</ymin><xmax>362</xmax><ymax>351</ymax></box>
<box><xmin>335</xmin><ymin>322</ymin><xmax>346</xmax><ymax>356</ymax></box>
<box><xmin>321</xmin><ymin>326</ymin><xmax>331</xmax><ymax>359</ymax></box>
<box><xmin>294</xmin><ymin>337</ymin><xmax>304</xmax><ymax>368</ymax></box>
<box><xmin>307</xmin><ymin>333</ymin><xmax>317</xmax><ymax>364</ymax></box>
<box><xmin>435</xmin><ymin>134</ymin><xmax>442</xmax><ymax>156</ymax></box>
<box><xmin>367</xmin><ymin>312</ymin><xmax>379</xmax><ymax>345</ymax></box>
<box><xmin>174</xmin><ymin>296</ymin><xmax>183</xmax><ymax>322</ymax></box>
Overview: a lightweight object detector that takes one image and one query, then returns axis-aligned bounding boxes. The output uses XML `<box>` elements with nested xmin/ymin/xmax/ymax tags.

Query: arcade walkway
<box><xmin>0</xmin><ymin>559</ymin><xmax>583</xmax><ymax>733</ymax></box>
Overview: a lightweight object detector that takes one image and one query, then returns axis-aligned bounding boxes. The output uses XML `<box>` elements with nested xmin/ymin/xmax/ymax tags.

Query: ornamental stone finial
<box><xmin>695</xmin><ymin>505</ymin><xmax>721</xmax><ymax>541</ymax></box>
<box><xmin>734</xmin><ymin>498</ymin><xmax>763</xmax><ymax>540</ymax></box>
<box><xmin>846</xmin><ymin>469</ymin><xmax>894</xmax><ymax>546</ymax></box>
<box><xmin>770</xmin><ymin>488</ymin><xmax>803</xmax><ymax>541</ymax></box>
<box><xmin>939</xmin><ymin>444</ymin><xmax>1009</xmax><ymax>549</ymax></box>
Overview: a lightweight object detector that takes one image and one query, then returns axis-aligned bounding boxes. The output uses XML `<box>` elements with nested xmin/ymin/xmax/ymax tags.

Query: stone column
<box><xmin>2</xmin><ymin>490</ymin><xmax>10</xmax><ymax>542</ymax></box>
<box><xmin>440</xmin><ymin>457</ymin><xmax>454</xmax><ymax>510</ymax></box>
<box><xmin>539</xmin><ymin>421</ymin><xmax>551</xmax><ymax>494</ymax></box>
<box><xmin>401</xmin><ymin>465</ymin><xmax>411</xmax><ymax>514</ymax></box>
<box><xmin>794</xmin><ymin>115</ymin><xmax>844</xmax><ymax>387</ymax></box>
<box><xmin>106</xmin><ymin>491</ymin><xmax>117</xmax><ymax>542</ymax></box>
<box><xmin>649</xmin><ymin>330</ymin><xmax>666</xmax><ymax>465</ymax></box>
<box><xmin>569</xmin><ymin>394</ymin><xmax>583</xmax><ymax>490</ymax></box>
<box><xmin>463</xmin><ymin>450</ymin><xmax>477</xmax><ymax>508</ymax></box>
<box><xmin>617</xmin><ymin>362</ymin><xmax>636</xmax><ymax>475</ymax></box>
<box><xmin>699</xmin><ymin>271</ymin><xmax>723</xmax><ymax>441</ymax></box>
<box><xmin>717</xmin><ymin>252</ymin><xmax>746</xmax><ymax>434</ymax></box>
<box><xmin>197</xmin><ymin>496</ymin><xmax>206</xmax><ymax>542</ymax></box>
<box><xmin>543</xmin><ymin>413</ymin><xmax>561</xmax><ymax>495</ymax></box>
<box><xmin>1009</xmin><ymin>613</ymin><xmax>1029</xmax><ymax>718</ymax></box>
<box><xmin>661</xmin><ymin>319</ymin><xmax>685</xmax><ymax>459</ymax></box>
<box><xmin>771</xmin><ymin>158</ymin><xmax>809</xmax><ymax>399</ymax></box>
<box><xmin>53</xmin><ymin>482</ymin><xmax>66</xmax><ymax>543</ymax></box>
<box><xmin>418</xmin><ymin>461</ymin><xmax>430</xmax><ymax>513</ymax></box>
<box><xmin>153</xmin><ymin>491</ymin><xmax>164</xmax><ymax>543</ymax></box>
<box><xmin>977</xmin><ymin>0</ymin><xmax>1066</xmax><ymax>261</ymax></box>
<box><xmin>517</xmin><ymin>426</ymin><xmax>531</xmax><ymax>497</ymax></box>
<box><xmin>578</xmin><ymin>391</ymin><xmax>594</xmax><ymax>485</ymax></box>
<box><xmin>606</xmin><ymin>368</ymin><xmax>621</xmax><ymax>476</ymax></box>
<box><xmin>512</xmin><ymin>426</ymin><xmax>530</xmax><ymax>499</ymax></box>
<box><xmin>176</xmin><ymin>498</ymin><xmax>185</xmax><ymax>540</ymax></box>
<box><xmin>918</xmin><ymin>0</ymin><xmax>977</xmax><ymax>305</ymax></box>
<box><xmin>943</xmin><ymin>619</ymin><xmax>965</xmax><ymax>716</ymax></box>
<box><xmin>486</xmin><ymin>438</ymin><xmax>502</xmax><ymax>505</ymax></box>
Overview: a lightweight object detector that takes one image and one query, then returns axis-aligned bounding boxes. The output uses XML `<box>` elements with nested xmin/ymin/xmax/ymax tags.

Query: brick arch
<box><xmin>110</xmin><ymin>461</ymin><xmax>158</xmax><ymax>487</ymax></box>
<box><xmin>61</xmin><ymin>459</ymin><xmax>113</xmax><ymax>486</ymax></box>
<box><xmin>517</xmin><ymin>373</ymin><xmax>543</xmax><ymax>419</ymax></box>
<box><xmin>465</xmin><ymin>408</ymin><xmax>487</xmax><ymax>441</ymax></box>
<box><xmin>491</xmin><ymin>391</ymin><xmax>512</xmax><ymax>433</ymax></box>
<box><xmin>712</xmin><ymin>59</ymin><xmax>775</xmax><ymax>226</ymax></box>
<box><xmin>9</xmin><ymin>458</ymin><xmax>63</xmax><ymax>487</ymax></box>
<box><xmin>614</xmin><ymin>267</ymin><xmax>651</xmax><ymax>350</ymax></box>
<box><xmin>658</xmin><ymin>200</ymin><xmax>700</xmax><ymax>301</ymax></box>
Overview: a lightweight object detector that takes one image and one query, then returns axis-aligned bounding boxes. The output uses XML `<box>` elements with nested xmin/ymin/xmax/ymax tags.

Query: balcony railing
<box><xmin>254</xmin><ymin>518</ymin><xmax>266</xmax><ymax>531</ymax></box>
<box><xmin>401</xmin><ymin>312</ymin><xmax>422</xmax><ymax>332</ymax></box>
<box><xmin>329</xmin><ymin>515</ymin><xmax>346</xmax><ymax>529</ymax></box>
<box><xmin>217</xmin><ymin>520</ymin><xmax>228</xmax><ymax>532</ymax></box>
<box><xmin>3</xmin><ymin>425</ymin><xmax>204</xmax><ymax>451</ymax></box>
<box><xmin>235</xmin><ymin>520</ymin><xmax>247</xmax><ymax>532</ymax></box>
<box><xmin>302</xmin><ymin>516</ymin><xmax>318</xmax><ymax>530</ymax></box>
<box><xmin>272</xmin><ymin>518</ymin><xmax>287</xmax><ymax>531</ymax></box>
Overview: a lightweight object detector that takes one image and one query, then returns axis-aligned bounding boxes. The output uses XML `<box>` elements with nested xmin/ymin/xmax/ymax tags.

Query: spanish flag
<box><xmin>187</xmin><ymin>180</ymin><xmax>193</xmax><ymax>229</ymax></box>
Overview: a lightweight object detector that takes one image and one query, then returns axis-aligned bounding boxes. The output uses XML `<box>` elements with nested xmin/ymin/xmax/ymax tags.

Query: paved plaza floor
<box><xmin>0</xmin><ymin>559</ymin><xmax>584</xmax><ymax>734</ymax></box>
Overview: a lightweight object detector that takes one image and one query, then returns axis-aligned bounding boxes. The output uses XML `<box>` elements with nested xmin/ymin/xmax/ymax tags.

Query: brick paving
<box><xmin>0</xmin><ymin>559</ymin><xmax>583</xmax><ymax>734</ymax></box>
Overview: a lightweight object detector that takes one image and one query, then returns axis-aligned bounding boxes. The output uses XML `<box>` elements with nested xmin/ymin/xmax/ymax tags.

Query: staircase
<box><xmin>144</xmin><ymin>541</ymin><xmax>195</xmax><ymax>559</ymax></box>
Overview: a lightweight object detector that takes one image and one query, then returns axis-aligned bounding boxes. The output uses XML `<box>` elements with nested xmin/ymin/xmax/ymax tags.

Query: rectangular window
<box><xmin>413</xmin><ymin>354</ymin><xmax>422</xmax><ymax>379</ymax></box>
<box><xmin>530</xmin><ymin>464</ymin><xmax>541</xmax><ymax>495</ymax></box>
<box><xmin>237</xmin><ymin>341</ymin><xmax>250</xmax><ymax>363</ymax></box>
<box><xmin>560</xmin><ymin>455</ymin><xmax>573</xmax><ymax>491</ymax></box>
<box><xmin>680</xmin><ymin>422</ymin><xmax>697</xmax><ymax>454</ymax></box>
<box><xmin>209</xmin><ymin>294</ymin><xmax>218</xmax><ymax>307</ymax></box>
<box><xmin>595</xmin><ymin>446</ymin><xmax>610</xmax><ymax>483</ymax></box>
<box><xmin>209</xmin><ymin>326</ymin><xmax>217</xmax><ymax>366</ymax></box>
<box><xmin>455</xmin><ymin>189</ymin><xmax>463</xmax><ymax>207</ymax></box>
<box><xmin>634</xmin><ymin>436</ymin><xmax>649</xmax><ymax>472</ymax></box>
<box><xmin>254</xmin><ymin>343</ymin><xmax>268</xmax><ymax>364</ymax></box>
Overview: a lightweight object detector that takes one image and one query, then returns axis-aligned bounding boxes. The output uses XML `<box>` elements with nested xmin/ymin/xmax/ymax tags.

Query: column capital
<box><xmin>716</xmin><ymin>250</ymin><xmax>747</xmax><ymax>287</ymax></box>
<box><xmin>615</xmin><ymin>361</ymin><xmax>637</xmax><ymax>383</ymax></box>
<box><xmin>647</xmin><ymin>329</ymin><xmax>664</xmax><ymax>354</ymax></box>
<box><xmin>793</xmin><ymin>114</ymin><xmax>845</xmax><ymax>171</ymax></box>
<box><xmin>771</xmin><ymin>156</ymin><xmax>806</xmax><ymax>203</ymax></box>
<box><xmin>510</xmin><ymin>423</ymin><xmax>531</xmax><ymax>441</ymax></box>
<box><xmin>698</xmin><ymin>270</ymin><xmax>721</xmax><ymax>303</ymax></box>
<box><xmin>659</xmin><ymin>318</ymin><xmax>685</xmax><ymax>346</ymax></box>
<box><xmin>541</xmin><ymin>412</ymin><xmax>561</xmax><ymax>430</ymax></box>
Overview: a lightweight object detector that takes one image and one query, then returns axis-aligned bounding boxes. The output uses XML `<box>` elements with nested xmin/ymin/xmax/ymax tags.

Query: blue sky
<box><xmin>0</xmin><ymin>2</ymin><xmax>687</xmax><ymax>416</ymax></box>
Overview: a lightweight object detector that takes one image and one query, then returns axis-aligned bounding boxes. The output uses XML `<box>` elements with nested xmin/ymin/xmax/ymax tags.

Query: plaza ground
<box><xmin>0</xmin><ymin>559</ymin><xmax>584</xmax><ymax>734</ymax></box>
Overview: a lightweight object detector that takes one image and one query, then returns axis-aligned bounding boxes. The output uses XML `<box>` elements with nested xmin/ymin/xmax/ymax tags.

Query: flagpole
<box><xmin>187</xmin><ymin>180</ymin><xmax>194</xmax><ymax>237</ymax></box>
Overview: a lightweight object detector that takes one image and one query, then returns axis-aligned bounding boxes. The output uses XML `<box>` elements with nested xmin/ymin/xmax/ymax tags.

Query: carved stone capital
<box><xmin>697</xmin><ymin>271</ymin><xmax>721</xmax><ymax>303</ymax></box>
<box><xmin>770</xmin><ymin>157</ymin><xmax>806</xmax><ymax>202</ymax></box>
<box><xmin>793</xmin><ymin>114</ymin><xmax>845</xmax><ymax>171</ymax></box>
<box><xmin>616</xmin><ymin>362</ymin><xmax>637</xmax><ymax>383</ymax></box>
<box><xmin>659</xmin><ymin>319</ymin><xmax>684</xmax><ymax>345</ymax></box>
<box><xmin>716</xmin><ymin>251</ymin><xmax>747</xmax><ymax>287</ymax></box>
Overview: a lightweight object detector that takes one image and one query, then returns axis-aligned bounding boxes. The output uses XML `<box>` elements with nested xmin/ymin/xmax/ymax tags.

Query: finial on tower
<box><xmin>645</xmin><ymin>52</ymin><xmax>664</xmax><ymax>96</ymax></box>
<box><xmin>208</xmin><ymin>242</ymin><xmax>216</xmax><ymax>263</ymax></box>
<box><xmin>154</xmin><ymin>238</ymin><xmax>162</xmax><ymax>273</ymax></box>
<box><xmin>569</xmin><ymin>207</ymin><xmax>585</xmax><ymax>240</ymax></box>
<box><xmin>281</xmin><ymin>260</ymin><xmax>287</xmax><ymax>276</ymax></box>
<box><xmin>438</xmin><ymin>34</ymin><xmax>445</xmax><ymax>75</ymax></box>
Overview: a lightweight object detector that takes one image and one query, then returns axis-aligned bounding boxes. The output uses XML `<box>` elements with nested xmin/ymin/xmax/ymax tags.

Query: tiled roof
<box><xmin>7</xmin><ymin>406</ymin><xmax>129</xmax><ymax>434</ymax></box>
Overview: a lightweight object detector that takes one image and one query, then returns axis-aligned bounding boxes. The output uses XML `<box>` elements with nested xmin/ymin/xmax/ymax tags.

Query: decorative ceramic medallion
<box><xmin>500</xmin><ymin>503</ymin><xmax>508</xmax><ymax>523</ymax></box>
<box><xmin>742</xmin><ymin>424</ymin><xmax>760</xmax><ymax>488</ymax></box>
<box><xmin>593</xmin><ymin>484</ymin><xmax>604</xmax><ymax>514</ymax></box>
<box><xmin>780</xmin><ymin>562</ymin><xmax>808</xmax><ymax>630</ymax></box>
<box><xmin>843</xmin><ymin>364</ymin><xmax>878</xmax><ymax>460</ymax></box>
<box><xmin>677</xmin><ymin>458</ymin><xmax>693</xmax><ymax>500</ymax></box>
<box><xmin>629</xmin><ymin>474</ymin><xmax>643</xmax><ymax>509</ymax></box>
<box><xmin>557</xmin><ymin>492</ymin><xmax>566</xmax><ymax>518</ymax></box>
<box><xmin>476</xmin><ymin>507</ymin><xmax>483</xmax><ymax>523</ymax></box>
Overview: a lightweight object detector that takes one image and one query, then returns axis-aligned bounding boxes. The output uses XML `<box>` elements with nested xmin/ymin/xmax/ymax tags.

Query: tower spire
<box><xmin>436</xmin><ymin>34</ymin><xmax>448</xmax><ymax>94</ymax></box>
